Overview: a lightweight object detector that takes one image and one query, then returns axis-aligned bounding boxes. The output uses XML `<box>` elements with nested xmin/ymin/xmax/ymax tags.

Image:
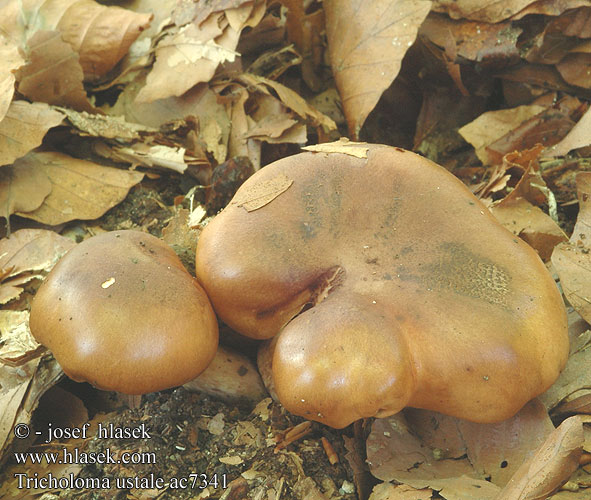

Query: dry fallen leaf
<box><xmin>0</xmin><ymin>229</ymin><xmax>75</xmax><ymax>304</ymax></box>
<box><xmin>0</xmin><ymin>228</ymin><xmax>75</xmax><ymax>278</ymax></box>
<box><xmin>1</xmin><ymin>0</ymin><xmax>153</xmax><ymax>82</ymax></box>
<box><xmin>557</xmin><ymin>49</ymin><xmax>591</xmax><ymax>89</ymax></box>
<box><xmin>456</xmin><ymin>400</ymin><xmax>555</xmax><ymax>486</ymax></box>
<box><xmin>60</xmin><ymin>108</ymin><xmax>155</xmax><ymax>140</ymax></box>
<box><xmin>324</xmin><ymin>0</ymin><xmax>430</xmax><ymax>138</ymax></box>
<box><xmin>303</xmin><ymin>138</ymin><xmax>370</xmax><ymax>158</ymax></box>
<box><xmin>496</xmin><ymin>416</ymin><xmax>584</xmax><ymax>500</ymax></box>
<box><xmin>554</xmin><ymin>393</ymin><xmax>591</xmax><ymax>417</ymax></box>
<box><xmin>0</xmin><ymin>311</ymin><xmax>41</xmax><ymax>365</ymax></box>
<box><xmin>368</xmin><ymin>401</ymin><xmax>557</xmax><ymax>497</ymax></box>
<box><xmin>0</xmin><ymin>356</ymin><xmax>64</xmax><ymax>469</ymax></box>
<box><xmin>136</xmin><ymin>13</ymin><xmax>240</xmax><ymax>103</ymax></box>
<box><xmin>367</xmin><ymin>413</ymin><xmax>477</xmax><ymax>486</ymax></box>
<box><xmin>184</xmin><ymin>345</ymin><xmax>267</xmax><ymax>403</ymax></box>
<box><xmin>510</xmin><ymin>0</ymin><xmax>591</xmax><ymax>19</ymax></box>
<box><xmin>0</xmin><ymin>101</ymin><xmax>64</xmax><ymax>167</ymax></box>
<box><xmin>0</xmin><ymin>37</ymin><xmax>24</xmax><ymax>122</ymax></box>
<box><xmin>103</xmin><ymin>143</ymin><xmax>189</xmax><ymax>174</ymax></box>
<box><xmin>539</xmin><ymin>331</ymin><xmax>591</xmax><ymax>412</ymax></box>
<box><xmin>231</xmin><ymin>174</ymin><xmax>293</xmax><ymax>212</ymax></box>
<box><xmin>431</xmin><ymin>0</ymin><xmax>539</xmax><ymax>23</ymax></box>
<box><xmin>0</xmin><ymin>357</ymin><xmax>40</xmax><ymax>460</ymax></box>
<box><xmin>282</xmin><ymin>0</ymin><xmax>325</xmax><ymax>91</ymax></box>
<box><xmin>16</xmin><ymin>30</ymin><xmax>95</xmax><ymax>112</ymax></box>
<box><xmin>420</xmin><ymin>13</ymin><xmax>522</xmax><ymax>66</ymax></box>
<box><xmin>368</xmin><ymin>482</ymin><xmax>433</xmax><ymax>500</ymax></box>
<box><xmin>458</xmin><ymin>105</ymin><xmax>546</xmax><ymax>165</ymax></box>
<box><xmin>0</xmin><ymin>160</ymin><xmax>52</xmax><ymax>226</ymax></box>
<box><xmin>546</xmin><ymin>105</ymin><xmax>591</xmax><ymax>157</ymax></box>
<box><xmin>14</xmin><ymin>151</ymin><xmax>144</xmax><ymax>225</ymax></box>
<box><xmin>552</xmin><ymin>172</ymin><xmax>591</xmax><ymax>324</ymax></box>
<box><xmin>491</xmin><ymin>198</ymin><xmax>567</xmax><ymax>261</ymax></box>
<box><xmin>238</xmin><ymin>73</ymin><xmax>337</xmax><ymax>132</ymax></box>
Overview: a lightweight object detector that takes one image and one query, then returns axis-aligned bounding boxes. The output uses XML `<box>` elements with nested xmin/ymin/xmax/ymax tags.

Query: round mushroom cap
<box><xmin>30</xmin><ymin>230</ymin><xmax>218</xmax><ymax>395</ymax></box>
<box><xmin>195</xmin><ymin>143</ymin><xmax>569</xmax><ymax>428</ymax></box>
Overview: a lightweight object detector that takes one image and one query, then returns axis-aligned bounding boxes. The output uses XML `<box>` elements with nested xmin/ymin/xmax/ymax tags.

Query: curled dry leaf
<box><xmin>552</xmin><ymin>172</ymin><xmax>591</xmax><ymax>324</ymax></box>
<box><xmin>237</xmin><ymin>73</ymin><xmax>337</xmax><ymax>132</ymax></box>
<box><xmin>491</xmin><ymin>198</ymin><xmax>567</xmax><ymax>261</ymax></box>
<box><xmin>0</xmin><ymin>228</ymin><xmax>75</xmax><ymax>304</ymax></box>
<box><xmin>510</xmin><ymin>0</ymin><xmax>591</xmax><ymax>19</ymax></box>
<box><xmin>0</xmin><ymin>311</ymin><xmax>41</xmax><ymax>365</ymax></box>
<box><xmin>111</xmin><ymin>81</ymin><xmax>230</xmax><ymax>163</ymax></box>
<box><xmin>16</xmin><ymin>30</ymin><xmax>94</xmax><ymax>112</ymax></box>
<box><xmin>302</xmin><ymin>138</ymin><xmax>370</xmax><ymax>158</ymax></box>
<box><xmin>546</xmin><ymin>105</ymin><xmax>591</xmax><ymax>157</ymax></box>
<box><xmin>0</xmin><ymin>160</ymin><xmax>52</xmax><ymax>226</ymax></box>
<box><xmin>136</xmin><ymin>13</ymin><xmax>240</xmax><ymax>103</ymax></box>
<box><xmin>282</xmin><ymin>0</ymin><xmax>325</xmax><ymax>91</ymax></box>
<box><xmin>0</xmin><ymin>228</ymin><xmax>75</xmax><ymax>279</ymax></box>
<box><xmin>420</xmin><ymin>13</ymin><xmax>522</xmax><ymax>67</ymax></box>
<box><xmin>59</xmin><ymin>108</ymin><xmax>155</xmax><ymax>140</ymax></box>
<box><xmin>557</xmin><ymin>51</ymin><xmax>591</xmax><ymax>89</ymax></box>
<box><xmin>554</xmin><ymin>393</ymin><xmax>591</xmax><ymax>417</ymax></box>
<box><xmin>431</xmin><ymin>0</ymin><xmax>539</xmax><ymax>23</ymax></box>
<box><xmin>496</xmin><ymin>416</ymin><xmax>584</xmax><ymax>500</ymax></box>
<box><xmin>102</xmin><ymin>143</ymin><xmax>189</xmax><ymax>174</ymax></box>
<box><xmin>324</xmin><ymin>0</ymin><xmax>430</xmax><ymax>138</ymax></box>
<box><xmin>14</xmin><ymin>151</ymin><xmax>144</xmax><ymax>226</ymax></box>
<box><xmin>500</xmin><ymin>146</ymin><xmax>549</xmax><ymax>206</ymax></box>
<box><xmin>1</xmin><ymin>0</ymin><xmax>152</xmax><ymax>82</ymax></box>
<box><xmin>524</xmin><ymin>8</ymin><xmax>591</xmax><ymax>66</ymax></box>
<box><xmin>0</xmin><ymin>101</ymin><xmax>64</xmax><ymax>167</ymax></box>
<box><xmin>0</xmin><ymin>356</ymin><xmax>63</xmax><ymax>464</ymax></box>
<box><xmin>368</xmin><ymin>402</ymin><xmax>557</xmax><ymax>497</ymax></box>
<box><xmin>0</xmin><ymin>37</ymin><xmax>24</xmax><ymax>122</ymax></box>
<box><xmin>458</xmin><ymin>105</ymin><xmax>546</xmax><ymax>165</ymax></box>
<box><xmin>173</xmin><ymin>0</ymin><xmax>257</xmax><ymax>28</ymax></box>
<box><xmin>539</xmin><ymin>331</ymin><xmax>591</xmax><ymax>412</ymax></box>
<box><xmin>0</xmin><ymin>357</ymin><xmax>40</xmax><ymax>461</ymax></box>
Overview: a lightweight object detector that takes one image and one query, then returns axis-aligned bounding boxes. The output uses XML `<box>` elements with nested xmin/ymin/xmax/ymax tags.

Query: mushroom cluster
<box><xmin>30</xmin><ymin>230</ymin><xmax>218</xmax><ymax>395</ymax></box>
<box><xmin>195</xmin><ymin>142</ymin><xmax>569</xmax><ymax>428</ymax></box>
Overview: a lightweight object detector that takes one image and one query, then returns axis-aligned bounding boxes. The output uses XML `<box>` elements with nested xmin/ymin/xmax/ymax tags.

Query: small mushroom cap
<box><xmin>195</xmin><ymin>143</ymin><xmax>568</xmax><ymax>428</ymax></box>
<box><xmin>30</xmin><ymin>230</ymin><xmax>218</xmax><ymax>395</ymax></box>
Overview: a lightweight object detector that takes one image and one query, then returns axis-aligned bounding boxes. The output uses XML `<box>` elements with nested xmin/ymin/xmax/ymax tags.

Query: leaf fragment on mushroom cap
<box><xmin>231</xmin><ymin>174</ymin><xmax>293</xmax><ymax>212</ymax></box>
<box><xmin>302</xmin><ymin>138</ymin><xmax>370</xmax><ymax>158</ymax></box>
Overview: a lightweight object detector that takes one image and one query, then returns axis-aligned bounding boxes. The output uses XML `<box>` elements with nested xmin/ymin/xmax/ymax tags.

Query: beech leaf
<box><xmin>0</xmin><ymin>161</ymin><xmax>52</xmax><ymax>223</ymax></box>
<box><xmin>0</xmin><ymin>101</ymin><xmax>65</xmax><ymax>167</ymax></box>
<box><xmin>16</xmin><ymin>30</ymin><xmax>95</xmax><ymax>112</ymax></box>
<box><xmin>0</xmin><ymin>38</ymin><xmax>24</xmax><ymax>122</ymax></box>
<box><xmin>552</xmin><ymin>172</ymin><xmax>591</xmax><ymax>324</ymax></box>
<box><xmin>496</xmin><ymin>416</ymin><xmax>584</xmax><ymax>500</ymax></box>
<box><xmin>324</xmin><ymin>0</ymin><xmax>430</xmax><ymax>138</ymax></box>
<box><xmin>431</xmin><ymin>0</ymin><xmax>539</xmax><ymax>23</ymax></box>
<box><xmin>14</xmin><ymin>152</ymin><xmax>144</xmax><ymax>225</ymax></box>
<box><xmin>0</xmin><ymin>0</ymin><xmax>153</xmax><ymax>82</ymax></box>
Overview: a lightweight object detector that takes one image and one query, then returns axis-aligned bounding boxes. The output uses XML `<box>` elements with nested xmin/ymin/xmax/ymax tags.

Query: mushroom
<box><xmin>195</xmin><ymin>142</ymin><xmax>569</xmax><ymax>428</ymax></box>
<box><xmin>30</xmin><ymin>230</ymin><xmax>218</xmax><ymax>395</ymax></box>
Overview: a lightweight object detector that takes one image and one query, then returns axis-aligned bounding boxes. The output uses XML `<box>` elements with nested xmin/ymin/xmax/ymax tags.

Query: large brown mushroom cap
<box><xmin>195</xmin><ymin>143</ymin><xmax>568</xmax><ymax>428</ymax></box>
<box><xmin>30</xmin><ymin>230</ymin><xmax>218</xmax><ymax>394</ymax></box>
